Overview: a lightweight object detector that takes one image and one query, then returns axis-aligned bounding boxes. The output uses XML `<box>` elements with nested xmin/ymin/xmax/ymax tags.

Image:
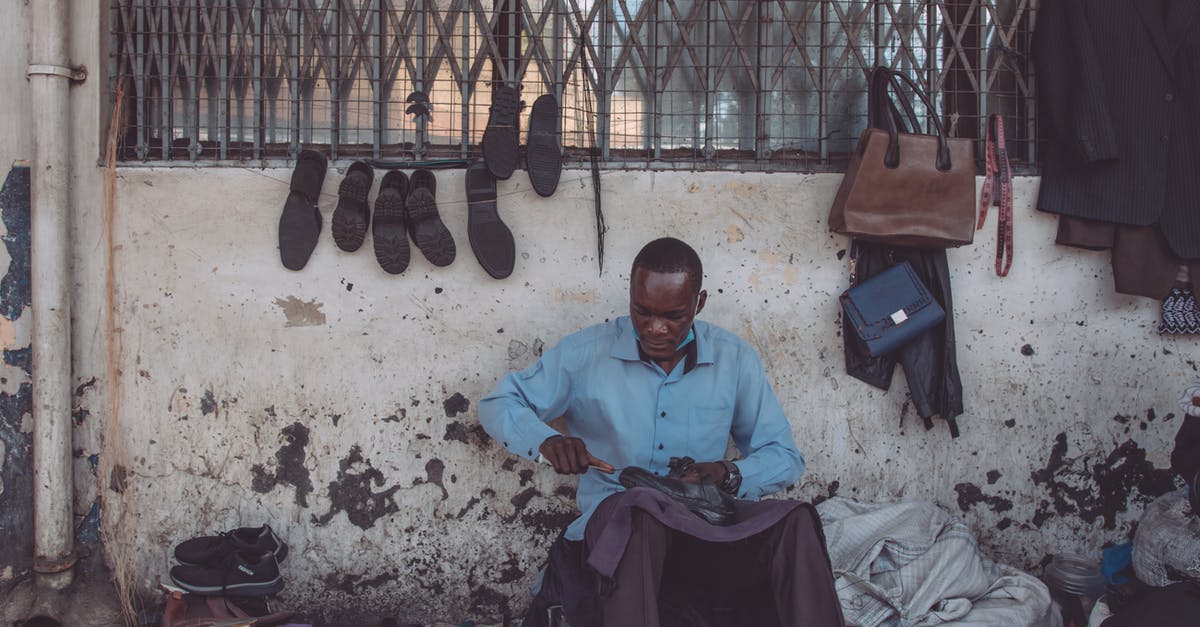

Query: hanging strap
<box><xmin>977</xmin><ymin>114</ymin><xmax>1014</xmax><ymax>276</ymax></box>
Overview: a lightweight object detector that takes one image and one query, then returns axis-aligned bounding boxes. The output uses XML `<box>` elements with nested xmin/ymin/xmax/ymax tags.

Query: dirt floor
<box><xmin>0</xmin><ymin>568</ymin><xmax>501</xmax><ymax>626</ymax></box>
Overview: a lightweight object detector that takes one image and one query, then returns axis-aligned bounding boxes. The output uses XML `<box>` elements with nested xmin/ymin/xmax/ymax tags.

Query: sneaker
<box><xmin>174</xmin><ymin>524</ymin><xmax>289</xmax><ymax>567</ymax></box>
<box><xmin>169</xmin><ymin>550</ymin><xmax>284</xmax><ymax>597</ymax></box>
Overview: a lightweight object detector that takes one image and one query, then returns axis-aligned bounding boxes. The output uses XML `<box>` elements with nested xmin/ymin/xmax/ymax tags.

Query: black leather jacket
<box><xmin>843</xmin><ymin>241</ymin><xmax>964</xmax><ymax>437</ymax></box>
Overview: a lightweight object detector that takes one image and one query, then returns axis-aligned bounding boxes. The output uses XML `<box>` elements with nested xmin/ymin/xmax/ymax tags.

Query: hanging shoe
<box><xmin>525</xmin><ymin>93</ymin><xmax>562</xmax><ymax>197</ymax></box>
<box><xmin>371</xmin><ymin>171</ymin><xmax>412</xmax><ymax>274</ymax></box>
<box><xmin>277</xmin><ymin>150</ymin><xmax>327</xmax><ymax>270</ymax></box>
<box><xmin>406</xmin><ymin>168</ymin><xmax>456</xmax><ymax>267</ymax></box>
<box><xmin>331</xmin><ymin>160</ymin><xmax>375</xmax><ymax>252</ymax></box>
<box><xmin>466</xmin><ymin>159</ymin><xmax>515</xmax><ymax>279</ymax></box>
<box><xmin>482</xmin><ymin>84</ymin><xmax>520</xmax><ymax>180</ymax></box>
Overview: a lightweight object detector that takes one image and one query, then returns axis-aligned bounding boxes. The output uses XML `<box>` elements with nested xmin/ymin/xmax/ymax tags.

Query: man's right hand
<box><xmin>539</xmin><ymin>435</ymin><xmax>615</xmax><ymax>475</ymax></box>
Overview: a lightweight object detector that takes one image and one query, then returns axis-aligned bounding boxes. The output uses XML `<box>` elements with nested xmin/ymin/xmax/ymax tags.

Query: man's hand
<box><xmin>675</xmin><ymin>461</ymin><xmax>728</xmax><ymax>485</ymax></box>
<box><xmin>538</xmin><ymin>435</ymin><xmax>615</xmax><ymax>475</ymax></box>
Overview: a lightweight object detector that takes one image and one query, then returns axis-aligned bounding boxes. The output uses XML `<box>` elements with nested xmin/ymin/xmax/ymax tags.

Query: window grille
<box><xmin>109</xmin><ymin>0</ymin><xmax>1037</xmax><ymax>172</ymax></box>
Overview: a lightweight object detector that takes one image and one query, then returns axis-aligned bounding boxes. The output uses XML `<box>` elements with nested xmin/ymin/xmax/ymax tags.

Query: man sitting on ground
<box><xmin>479</xmin><ymin>237</ymin><xmax>843</xmax><ymax>626</ymax></box>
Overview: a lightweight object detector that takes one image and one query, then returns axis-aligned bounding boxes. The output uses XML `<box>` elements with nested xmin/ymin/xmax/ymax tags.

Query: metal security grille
<box><xmin>109</xmin><ymin>0</ymin><xmax>1037</xmax><ymax>171</ymax></box>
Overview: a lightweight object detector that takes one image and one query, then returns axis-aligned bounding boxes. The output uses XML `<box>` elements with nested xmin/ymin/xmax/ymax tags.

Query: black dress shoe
<box><xmin>618</xmin><ymin>466</ymin><xmax>736</xmax><ymax>526</ymax></box>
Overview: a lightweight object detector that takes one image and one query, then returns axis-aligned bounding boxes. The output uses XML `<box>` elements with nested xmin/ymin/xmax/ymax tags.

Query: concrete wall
<box><xmin>0</xmin><ymin>0</ymin><xmax>37</xmax><ymax>581</ymax></box>
<box><xmin>1</xmin><ymin>3</ymin><xmax>1195</xmax><ymax>624</ymax></box>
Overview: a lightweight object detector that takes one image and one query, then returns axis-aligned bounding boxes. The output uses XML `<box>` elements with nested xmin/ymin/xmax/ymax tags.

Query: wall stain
<box><xmin>0</xmin><ymin>383</ymin><xmax>33</xmax><ymax>576</ymax></box>
<box><xmin>323</xmin><ymin>569</ymin><xmax>398</xmax><ymax>595</ymax></box>
<box><xmin>505</xmin><ymin>487</ymin><xmax>540</xmax><ymax>522</ymax></box>
<box><xmin>495</xmin><ymin>556</ymin><xmax>525</xmax><ymax>584</ymax></box>
<box><xmin>273</xmin><ymin>296</ymin><xmax>327</xmax><ymax>327</ymax></box>
<box><xmin>987</xmin><ymin>470</ymin><xmax>1002</xmax><ymax>484</ymax></box>
<box><xmin>443</xmin><ymin>421</ymin><xmax>488</xmax><ymax>447</ymax></box>
<box><xmin>0</xmin><ymin>165</ymin><xmax>32</xmax><ymax>321</ymax></box>
<box><xmin>813</xmin><ymin>480</ymin><xmax>841</xmax><ymax>505</ymax></box>
<box><xmin>3</xmin><ymin>348</ymin><xmax>30</xmax><ymax>376</ymax></box>
<box><xmin>469</xmin><ymin>584</ymin><xmax>512</xmax><ymax>622</ymax></box>
<box><xmin>954</xmin><ymin>482</ymin><xmax>1013</xmax><ymax>513</ymax></box>
<box><xmin>74</xmin><ymin>377</ymin><xmax>97</xmax><ymax>397</ymax></box>
<box><xmin>443</xmin><ymin>392</ymin><xmax>470</xmax><ymax>418</ymax></box>
<box><xmin>521</xmin><ymin>508</ymin><xmax>576</xmax><ymax>537</ymax></box>
<box><xmin>1030</xmin><ymin>432</ymin><xmax>1178</xmax><ymax>528</ymax></box>
<box><xmin>250</xmin><ymin>422</ymin><xmax>313</xmax><ymax>507</ymax></box>
<box><xmin>417</xmin><ymin>458</ymin><xmax>448</xmax><ymax>501</ymax></box>
<box><xmin>200</xmin><ymin>389</ymin><xmax>216</xmax><ymax>416</ymax></box>
<box><xmin>312</xmin><ymin>445</ymin><xmax>401</xmax><ymax>530</ymax></box>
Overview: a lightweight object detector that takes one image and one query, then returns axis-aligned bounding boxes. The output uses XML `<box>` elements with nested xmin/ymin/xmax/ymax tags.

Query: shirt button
<box><xmin>1161</xmin><ymin>135</ymin><xmax>1169</xmax><ymax>142</ymax></box>
<box><xmin>658</xmin><ymin>443</ymin><xmax>664</xmax><ymax>450</ymax></box>
<box><xmin>1164</xmin><ymin>93</ymin><xmax>1174</xmax><ymax>102</ymax></box>
<box><xmin>660</xmin><ymin>411</ymin><xmax>666</xmax><ymax>417</ymax></box>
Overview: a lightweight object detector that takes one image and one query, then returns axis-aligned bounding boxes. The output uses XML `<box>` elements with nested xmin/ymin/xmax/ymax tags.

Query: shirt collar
<box><xmin>611</xmin><ymin>316</ymin><xmax>715</xmax><ymax>372</ymax></box>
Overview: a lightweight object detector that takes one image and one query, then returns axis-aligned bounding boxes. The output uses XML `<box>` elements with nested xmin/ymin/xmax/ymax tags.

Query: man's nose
<box><xmin>648</xmin><ymin>318</ymin><xmax>669</xmax><ymax>335</ymax></box>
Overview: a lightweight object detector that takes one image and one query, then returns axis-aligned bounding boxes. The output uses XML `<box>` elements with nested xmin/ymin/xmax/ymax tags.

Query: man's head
<box><xmin>629</xmin><ymin>238</ymin><xmax>707</xmax><ymax>365</ymax></box>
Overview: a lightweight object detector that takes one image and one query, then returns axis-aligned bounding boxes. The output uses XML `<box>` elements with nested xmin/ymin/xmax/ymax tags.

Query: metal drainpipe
<box><xmin>28</xmin><ymin>0</ymin><xmax>81</xmax><ymax>589</ymax></box>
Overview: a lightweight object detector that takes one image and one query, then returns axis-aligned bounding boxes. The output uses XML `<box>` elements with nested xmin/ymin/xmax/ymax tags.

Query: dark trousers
<box><xmin>598</xmin><ymin>506</ymin><xmax>844</xmax><ymax>627</ymax></box>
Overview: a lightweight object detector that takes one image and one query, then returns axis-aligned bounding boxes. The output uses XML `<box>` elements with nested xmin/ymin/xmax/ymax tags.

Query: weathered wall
<box><xmin>0</xmin><ymin>3</ymin><xmax>1194</xmax><ymax>625</ymax></box>
<box><xmin>0</xmin><ymin>0</ymin><xmax>36</xmax><ymax>582</ymax></box>
<box><xmin>95</xmin><ymin>167</ymin><xmax>1189</xmax><ymax>624</ymax></box>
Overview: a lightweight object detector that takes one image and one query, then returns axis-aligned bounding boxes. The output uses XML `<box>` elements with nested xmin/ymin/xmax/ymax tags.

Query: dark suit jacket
<box><xmin>1034</xmin><ymin>0</ymin><xmax>1200</xmax><ymax>259</ymax></box>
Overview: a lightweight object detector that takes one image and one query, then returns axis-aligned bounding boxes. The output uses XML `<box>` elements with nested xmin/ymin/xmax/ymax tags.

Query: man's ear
<box><xmin>695</xmin><ymin>290</ymin><xmax>708</xmax><ymax>316</ymax></box>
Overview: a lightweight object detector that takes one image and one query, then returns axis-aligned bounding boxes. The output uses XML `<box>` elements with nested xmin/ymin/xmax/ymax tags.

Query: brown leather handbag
<box><xmin>829</xmin><ymin>67</ymin><xmax>976</xmax><ymax>248</ymax></box>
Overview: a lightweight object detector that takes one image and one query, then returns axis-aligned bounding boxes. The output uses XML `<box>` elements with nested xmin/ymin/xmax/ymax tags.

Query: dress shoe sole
<box><xmin>526</xmin><ymin>94</ymin><xmax>562</xmax><ymax>197</ymax></box>
<box><xmin>482</xmin><ymin>85</ymin><xmax>520</xmax><ymax>180</ymax></box>
<box><xmin>466</xmin><ymin>159</ymin><xmax>515</xmax><ymax>279</ymax></box>
<box><xmin>277</xmin><ymin>150</ymin><xmax>327</xmax><ymax>271</ymax></box>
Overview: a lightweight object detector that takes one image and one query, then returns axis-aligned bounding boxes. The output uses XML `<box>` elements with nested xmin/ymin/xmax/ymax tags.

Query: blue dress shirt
<box><xmin>478</xmin><ymin>316</ymin><xmax>805</xmax><ymax>541</ymax></box>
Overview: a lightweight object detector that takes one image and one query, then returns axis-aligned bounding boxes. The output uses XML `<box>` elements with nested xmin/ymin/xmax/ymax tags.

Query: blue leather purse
<box><xmin>841</xmin><ymin>260</ymin><xmax>945</xmax><ymax>357</ymax></box>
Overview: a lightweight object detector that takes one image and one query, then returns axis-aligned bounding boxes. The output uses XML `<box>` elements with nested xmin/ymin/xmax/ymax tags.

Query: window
<box><xmin>109</xmin><ymin>0</ymin><xmax>1036</xmax><ymax>171</ymax></box>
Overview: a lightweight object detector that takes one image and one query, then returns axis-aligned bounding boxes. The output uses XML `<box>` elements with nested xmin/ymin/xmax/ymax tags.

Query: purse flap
<box><xmin>840</xmin><ymin>262</ymin><xmax>935</xmax><ymax>339</ymax></box>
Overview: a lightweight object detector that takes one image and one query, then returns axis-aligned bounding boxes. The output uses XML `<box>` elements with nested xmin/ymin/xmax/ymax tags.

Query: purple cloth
<box><xmin>583</xmin><ymin>487</ymin><xmax>810</xmax><ymax>578</ymax></box>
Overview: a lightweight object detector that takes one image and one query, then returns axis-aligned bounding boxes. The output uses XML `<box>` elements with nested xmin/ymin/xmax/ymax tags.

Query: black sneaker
<box><xmin>173</xmin><ymin>524</ymin><xmax>289</xmax><ymax>567</ymax></box>
<box><xmin>169</xmin><ymin>550</ymin><xmax>284</xmax><ymax>597</ymax></box>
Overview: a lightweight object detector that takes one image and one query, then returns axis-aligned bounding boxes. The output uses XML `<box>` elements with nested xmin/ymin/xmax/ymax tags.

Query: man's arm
<box><xmin>477</xmin><ymin>344</ymin><xmax>612</xmax><ymax>474</ymax></box>
<box><xmin>724</xmin><ymin>345</ymin><xmax>805</xmax><ymax>499</ymax></box>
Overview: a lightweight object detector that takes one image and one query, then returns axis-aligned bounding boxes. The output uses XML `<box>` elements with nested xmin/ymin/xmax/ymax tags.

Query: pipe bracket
<box><xmin>27</xmin><ymin>64</ymin><xmax>88</xmax><ymax>83</ymax></box>
<box><xmin>33</xmin><ymin>554</ymin><xmax>78</xmax><ymax>574</ymax></box>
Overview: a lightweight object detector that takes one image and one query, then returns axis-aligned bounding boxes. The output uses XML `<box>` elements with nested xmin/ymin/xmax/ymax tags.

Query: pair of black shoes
<box><xmin>618</xmin><ymin>456</ymin><xmax>737</xmax><ymax>526</ymax></box>
<box><xmin>331</xmin><ymin>164</ymin><xmax>456</xmax><ymax>274</ymax></box>
<box><xmin>338</xmin><ymin>159</ymin><xmax>517</xmax><ymax>280</ymax></box>
<box><xmin>481</xmin><ymin>85</ymin><xmax>562</xmax><ymax>197</ymax></box>
<box><xmin>169</xmin><ymin>524</ymin><xmax>289</xmax><ymax>597</ymax></box>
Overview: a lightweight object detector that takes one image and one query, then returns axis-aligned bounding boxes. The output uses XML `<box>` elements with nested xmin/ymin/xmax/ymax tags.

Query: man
<box><xmin>479</xmin><ymin>238</ymin><xmax>843</xmax><ymax>626</ymax></box>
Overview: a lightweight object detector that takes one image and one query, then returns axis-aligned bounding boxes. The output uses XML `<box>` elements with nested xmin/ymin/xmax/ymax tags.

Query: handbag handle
<box><xmin>868</xmin><ymin>66</ymin><xmax>954</xmax><ymax>171</ymax></box>
<box><xmin>868</xmin><ymin>69</ymin><xmax>921</xmax><ymax>133</ymax></box>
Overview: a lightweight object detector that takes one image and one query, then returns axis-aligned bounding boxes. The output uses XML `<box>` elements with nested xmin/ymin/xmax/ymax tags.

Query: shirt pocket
<box><xmin>688</xmin><ymin>405</ymin><xmax>733</xmax><ymax>458</ymax></box>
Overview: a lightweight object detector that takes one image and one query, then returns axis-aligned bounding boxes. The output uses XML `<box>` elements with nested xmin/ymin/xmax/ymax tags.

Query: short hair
<box><xmin>631</xmin><ymin>237</ymin><xmax>703</xmax><ymax>292</ymax></box>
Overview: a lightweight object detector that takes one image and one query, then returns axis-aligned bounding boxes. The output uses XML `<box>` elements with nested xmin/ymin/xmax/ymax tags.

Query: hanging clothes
<box><xmin>843</xmin><ymin>241</ymin><xmax>964</xmax><ymax>437</ymax></box>
<box><xmin>1034</xmin><ymin>0</ymin><xmax>1200</xmax><ymax>259</ymax></box>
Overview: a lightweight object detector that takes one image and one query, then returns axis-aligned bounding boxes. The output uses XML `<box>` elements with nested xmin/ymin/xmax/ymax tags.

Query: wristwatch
<box><xmin>718</xmin><ymin>460</ymin><xmax>742</xmax><ymax>494</ymax></box>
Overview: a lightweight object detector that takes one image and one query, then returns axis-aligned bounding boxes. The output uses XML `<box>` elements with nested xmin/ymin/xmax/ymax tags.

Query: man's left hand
<box><xmin>675</xmin><ymin>461</ymin><xmax>727</xmax><ymax>485</ymax></box>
